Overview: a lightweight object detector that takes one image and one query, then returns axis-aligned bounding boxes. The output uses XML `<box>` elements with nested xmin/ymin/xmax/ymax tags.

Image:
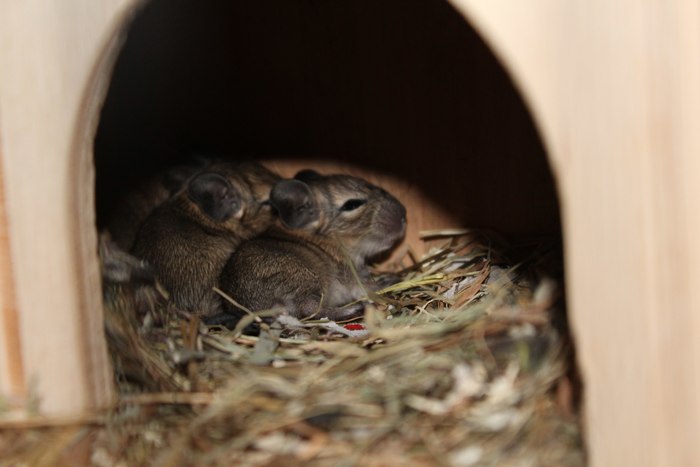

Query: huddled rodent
<box><xmin>106</xmin><ymin>157</ymin><xmax>213</xmax><ymax>251</ymax></box>
<box><xmin>131</xmin><ymin>162</ymin><xmax>280</xmax><ymax>317</ymax></box>
<box><xmin>218</xmin><ymin>169</ymin><xmax>407</xmax><ymax>322</ymax></box>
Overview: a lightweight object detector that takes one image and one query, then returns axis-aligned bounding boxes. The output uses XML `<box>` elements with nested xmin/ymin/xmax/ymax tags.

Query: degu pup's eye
<box><xmin>340</xmin><ymin>199</ymin><xmax>367</xmax><ymax>212</ymax></box>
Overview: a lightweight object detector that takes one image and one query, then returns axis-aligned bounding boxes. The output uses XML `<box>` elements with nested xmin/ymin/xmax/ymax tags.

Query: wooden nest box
<box><xmin>1</xmin><ymin>1</ymin><xmax>700</xmax><ymax>465</ymax></box>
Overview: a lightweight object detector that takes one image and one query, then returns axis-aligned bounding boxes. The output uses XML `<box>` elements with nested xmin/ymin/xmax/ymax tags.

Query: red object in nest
<box><xmin>343</xmin><ymin>323</ymin><xmax>365</xmax><ymax>331</ymax></box>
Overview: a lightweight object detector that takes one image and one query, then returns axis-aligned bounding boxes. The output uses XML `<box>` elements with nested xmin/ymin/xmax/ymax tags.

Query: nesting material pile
<box><xmin>0</xmin><ymin>230</ymin><xmax>584</xmax><ymax>466</ymax></box>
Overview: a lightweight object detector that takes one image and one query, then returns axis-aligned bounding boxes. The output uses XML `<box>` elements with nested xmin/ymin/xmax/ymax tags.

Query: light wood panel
<box><xmin>1</xmin><ymin>2</ymin><xmax>699</xmax><ymax>466</ymax></box>
<box><xmin>0</xmin><ymin>1</ymin><xmax>142</xmax><ymax>416</ymax></box>
<box><xmin>0</xmin><ymin>131</ymin><xmax>24</xmax><ymax>410</ymax></box>
<box><xmin>451</xmin><ymin>1</ymin><xmax>700</xmax><ymax>465</ymax></box>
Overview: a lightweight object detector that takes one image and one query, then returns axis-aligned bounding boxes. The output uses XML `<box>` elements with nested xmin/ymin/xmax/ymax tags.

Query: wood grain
<box><xmin>0</xmin><ymin>0</ymin><xmax>140</xmax><ymax>416</ymax></box>
<box><xmin>0</xmin><ymin>130</ymin><xmax>24</xmax><ymax>406</ymax></box>
<box><xmin>1</xmin><ymin>2</ymin><xmax>699</xmax><ymax>466</ymax></box>
<box><xmin>453</xmin><ymin>1</ymin><xmax>700</xmax><ymax>465</ymax></box>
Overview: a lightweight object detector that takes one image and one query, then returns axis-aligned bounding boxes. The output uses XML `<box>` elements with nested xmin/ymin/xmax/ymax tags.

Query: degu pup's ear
<box><xmin>188</xmin><ymin>172</ymin><xmax>242</xmax><ymax>222</ymax></box>
<box><xmin>293</xmin><ymin>169</ymin><xmax>323</xmax><ymax>183</ymax></box>
<box><xmin>269</xmin><ymin>179</ymin><xmax>319</xmax><ymax>229</ymax></box>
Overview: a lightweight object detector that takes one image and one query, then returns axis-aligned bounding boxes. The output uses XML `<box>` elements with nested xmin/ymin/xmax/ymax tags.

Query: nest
<box><xmin>0</xmin><ymin>230</ymin><xmax>585</xmax><ymax>466</ymax></box>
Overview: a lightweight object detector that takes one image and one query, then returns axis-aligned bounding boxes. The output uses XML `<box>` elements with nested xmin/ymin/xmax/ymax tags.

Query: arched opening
<box><xmin>93</xmin><ymin>0</ymin><xmax>581</xmax><ymax>463</ymax></box>
<box><xmin>95</xmin><ymin>0</ymin><xmax>560</xmax><ymax>241</ymax></box>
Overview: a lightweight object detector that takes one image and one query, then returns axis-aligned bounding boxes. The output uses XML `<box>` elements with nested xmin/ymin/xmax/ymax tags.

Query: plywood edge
<box><xmin>68</xmin><ymin>4</ymin><xmax>145</xmax><ymax>410</ymax></box>
<box><xmin>0</xmin><ymin>123</ymin><xmax>25</xmax><ymax>410</ymax></box>
<box><xmin>450</xmin><ymin>1</ymin><xmax>700</xmax><ymax>466</ymax></box>
<box><xmin>0</xmin><ymin>0</ymin><xmax>141</xmax><ymax>417</ymax></box>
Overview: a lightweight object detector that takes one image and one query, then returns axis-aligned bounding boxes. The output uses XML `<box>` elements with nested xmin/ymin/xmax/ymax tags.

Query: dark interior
<box><xmin>95</xmin><ymin>0</ymin><xmax>560</xmax><ymax>237</ymax></box>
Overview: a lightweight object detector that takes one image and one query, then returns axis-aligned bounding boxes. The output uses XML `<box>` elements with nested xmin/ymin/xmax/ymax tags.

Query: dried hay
<box><xmin>0</xmin><ymin>230</ymin><xmax>585</xmax><ymax>466</ymax></box>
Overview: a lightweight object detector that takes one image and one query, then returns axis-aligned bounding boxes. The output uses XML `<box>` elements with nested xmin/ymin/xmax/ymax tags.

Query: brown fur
<box><xmin>219</xmin><ymin>171</ymin><xmax>406</xmax><ymax>321</ymax></box>
<box><xmin>106</xmin><ymin>158</ymin><xmax>213</xmax><ymax>251</ymax></box>
<box><xmin>131</xmin><ymin>162</ymin><xmax>280</xmax><ymax>316</ymax></box>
